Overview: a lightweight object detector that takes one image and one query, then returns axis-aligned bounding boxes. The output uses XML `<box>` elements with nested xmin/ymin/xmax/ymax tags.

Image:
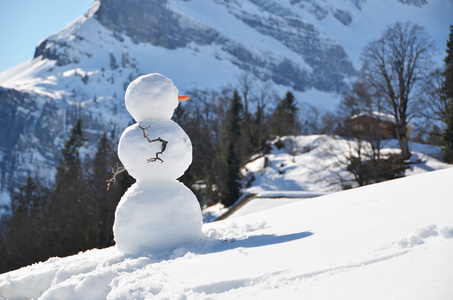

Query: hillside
<box><xmin>242</xmin><ymin>135</ymin><xmax>451</xmax><ymax>193</ymax></box>
<box><xmin>201</xmin><ymin>135</ymin><xmax>451</xmax><ymax>221</ymax></box>
<box><xmin>1</xmin><ymin>166</ymin><xmax>452</xmax><ymax>299</ymax></box>
<box><xmin>0</xmin><ymin>0</ymin><xmax>451</xmax><ymax>205</ymax></box>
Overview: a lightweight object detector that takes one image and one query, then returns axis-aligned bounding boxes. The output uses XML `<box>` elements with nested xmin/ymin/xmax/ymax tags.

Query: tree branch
<box><xmin>106</xmin><ymin>162</ymin><xmax>126</xmax><ymax>190</ymax></box>
<box><xmin>138</xmin><ymin>124</ymin><xmax>168</xmax><ymax>163</ymax></box>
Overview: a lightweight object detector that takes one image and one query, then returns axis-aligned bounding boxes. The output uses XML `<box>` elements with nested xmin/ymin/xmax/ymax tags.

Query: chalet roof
<box><xmin>351</xmin><ymin>111</ymin><xmax>414</xmax><ymax>129</ymax></box>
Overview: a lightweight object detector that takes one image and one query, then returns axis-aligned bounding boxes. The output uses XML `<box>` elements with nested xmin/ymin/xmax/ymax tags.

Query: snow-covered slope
<box><xmin>242</xmin><ymin>135</ymin><xmax>452</xmax><ymax>194</ymax></box>
<box><xmin>1</xmin><ymin>167</ymin><xmax>452</xmax><ymax>299</ymax></box>
<box><xmin>0</xmin><ymin>0</ymin><xmax>451</xmax><ymax>209</ymax></box>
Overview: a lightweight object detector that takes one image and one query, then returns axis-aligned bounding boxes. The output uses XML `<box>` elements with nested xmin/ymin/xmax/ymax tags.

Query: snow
<box><xmin>227</xmin><ymin>197</ymin><xmax>304</xmax><ymax>219</ymax></box>
<box><xmin>0</xmin><ymin>1</ymin><xmax>452</xmax><ymax>296</ymax></box>
<box><xmin>1</xmin><ymin>167</ymin><xmax>452</xmax><ymax>299</ymax></box>
<box><xmin>202</xmin><ymin>202</ymin><xmax>229</xmax><ymax>223</ymax></box>
<box><xmin>118</xmin><ymin>74</ymin><xmax>193</xmax><ymax>182</ymax></box>
<box><xmin>113</xmin><ymin>181</ymin><xmax>202</xmax><ymax>255</ymax></box>
<box><xmin>304</xmin><ymin>0</ymin><xmax>453</xmax><ymax>68</ymax></box>
<box><xmin>224</xmin><ymin>191</ymin><xmax>329</xmax><ymax>219</ymax></box>
<box><xmin>118</xmin><ymin>121</ymin><xmax>193</xmax><ymax>182</ymax></box>
<box><xmin>125</xmin><ymin>74</ymin><xmax>179</xmax><ymax>122</ymax></box>
<box><xmin>114</xmin><ymin>73</ymin><xmax>202</xmax><ymax>255</ymax></box>
<box><xmin>351</xmin><ymin>111</ymin><xmax>416</xmax><ymax>129</ymax></box>
<box><xmin>170</xmin><ymin>0</ymin><xmax>313</xmax><ymax>71</ymax></box>
<box><xmin>243</xmin><ymin>135</ymin><xmax>452</xmax><ymax>193</ymax></box>
<box><xmin>0</xmin><ymin>0</ymin><xmax>450</xmax><ymax>111</ymax></box>
<box><xmin>351</xmin><ymin>111</ymin><xmax>398</xmax><ymax>124</ymax></box>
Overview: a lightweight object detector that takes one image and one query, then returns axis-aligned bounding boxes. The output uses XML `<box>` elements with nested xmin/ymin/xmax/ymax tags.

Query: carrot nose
<box><xmin>178</xmin><ymin>96</ymin><xmax>190</xmax><ymax>101</ymax></box>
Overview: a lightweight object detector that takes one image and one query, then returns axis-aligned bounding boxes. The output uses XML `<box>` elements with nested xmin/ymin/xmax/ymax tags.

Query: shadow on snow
<box><xmin>208</xmin><ymin>231</ymin><xmax>314</xmax><ymax>253</ymax></box>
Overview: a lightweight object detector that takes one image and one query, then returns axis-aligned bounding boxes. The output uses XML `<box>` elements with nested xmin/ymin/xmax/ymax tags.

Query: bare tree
<box><xmin>412</xmin><ymin>68</ymin><xmax>450</xmax><ymax>143</ymax></box>
<box><xmin>254</xmin><ymin>81</ymin><xmax>276</xmax><ymax>149</ymax></box>
<box><xmin>237</xmin><ymin>74</ymin><xmax>277</xmax><ymax>152</ymax></box>
<box><xmin>361</xmin><ymin>21</ymin><xmax>435</xmax><ymax>160</ymax></box>
<box><xmin>319</xmin><ymin>112</ymin><xmax>339</xmax><ymax>135</ymax></box>
<box><xmin>416</xmin><ymin>68</ymin><xmax>450</xmax><ymax>123</ymax></box>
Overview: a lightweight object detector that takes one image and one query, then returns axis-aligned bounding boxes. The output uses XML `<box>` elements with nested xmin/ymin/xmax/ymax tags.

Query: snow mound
<box><xmin>1</xmin><ymin>167</ymin><xmax>452</xmax><ymax>299</ymax></box>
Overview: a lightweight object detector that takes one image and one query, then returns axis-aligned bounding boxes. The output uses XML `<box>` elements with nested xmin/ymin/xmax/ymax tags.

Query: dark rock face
<box><xmin>93</xmin><ymin>0</ymin><xmax>356</xmax><ymax>93</ymax></box>
<box><xmin>95</xmin><ymin>0</ymin><xmax>222</xmax><ymax>49</ymax></box>
<box><xmin>227</xmin><ymin>1</ymin><xmax>356</xmax><ymax>91</ymax></box>
<box><xmin>398</xmin><ymin>0</ymin><xmax>428</xmax><ymax>7</ymax></box>
<box><xmin>0</xmin><ymin>87</ymin><xmax>117</xmax><ymax>197</ymax></box>
<box><xmin>0</xmin><ymin>88</ymin><xmax>59</xmax><ymax>192</ymax></box>
<box><xmin>0</xmin><ymin>88</ymin><xmax>24</xmax><ymax>191</ymax></box>
<box><xmin>34</xmin><ymin>38</ymin><xmax>86</xmax><ymax>66</ymax></box>
<box><xmin>333</xmin><ymin>9</ymin><xmax>353</xmax><ymax>25</ymax></box>
<box><xmin>1</xmin><ymin>0</ymin><xmax>360</xmax><ymax>204</ymax></box>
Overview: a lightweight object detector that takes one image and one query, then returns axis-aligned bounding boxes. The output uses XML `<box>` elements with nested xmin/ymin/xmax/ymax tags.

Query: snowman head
<box><xmin>125</xmin><ymin>73</ymin><xmax>187</xmax><ymax>122</ymax></box>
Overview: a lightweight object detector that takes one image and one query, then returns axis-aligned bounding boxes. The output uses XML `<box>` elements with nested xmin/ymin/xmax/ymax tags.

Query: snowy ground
<box><xmin>1</xmin><ymin>166</ymin><xmax>452</xmax><ymax>299</ymax></box>
<box><xmin>242</xmin><ymin>135</ymin><xmax>451</xmax><ymax>194</ymax></box>
<box><xmin>202</xmin><ymin>135</ymin><xmax>451</xmax><ymax>222</ymax></box>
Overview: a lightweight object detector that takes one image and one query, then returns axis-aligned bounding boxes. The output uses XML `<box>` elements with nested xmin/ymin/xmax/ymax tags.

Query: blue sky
<box><xmin>0</xmin><ymin>0</ymin><xmax>94</xmax><ymax>72</ymax></box>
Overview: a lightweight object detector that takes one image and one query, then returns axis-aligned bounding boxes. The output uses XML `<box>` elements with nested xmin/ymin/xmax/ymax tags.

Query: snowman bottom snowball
<box><xmin>113</xmin><ymin>181</ymin><xmax>203</xmax><ymax>255</ymax></box>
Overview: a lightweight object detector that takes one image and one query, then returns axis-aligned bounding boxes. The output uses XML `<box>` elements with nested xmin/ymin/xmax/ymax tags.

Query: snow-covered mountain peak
<box><xmin>0</xmin><ymin>0</ymin><xmax>451</xmax><ymax>208</ymax></box>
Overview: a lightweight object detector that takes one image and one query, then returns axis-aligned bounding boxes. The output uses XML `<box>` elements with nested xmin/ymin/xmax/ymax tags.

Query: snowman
<box><xmin>113</xmin><ymin>73</ymin><xmax>202</xmax><ymax>255</ymax></box>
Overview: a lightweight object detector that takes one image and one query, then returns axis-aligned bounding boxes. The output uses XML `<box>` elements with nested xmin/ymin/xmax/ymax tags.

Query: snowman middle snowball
<box><xmin>114</xmin><ymin>73</ymin><xmax>202</xmax><ymax>255</ymax></box>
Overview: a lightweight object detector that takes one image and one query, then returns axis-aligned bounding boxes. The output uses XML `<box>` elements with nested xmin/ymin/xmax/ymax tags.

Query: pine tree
<box><xmin>252</xmin><ymin>84</ymin><xmax>274</xmax><ymax>150</ymax></box>
<box><xmin>271</xmin><ymin>91</ymin><xmax>301</xmax><ymax>137</ymax></box>
<box><xmin>221</xmin><ymin>91</ymin><xmax>243</xmax><ymax>207</ymax></box>
<box><xmin>0</xmin><ymin>177</ymin><xmax>50</xmax><ymax>273</ymax></box>
<box><xmin>47</xmin><ymin>119</ymin><xmax>91</xmax><ymax>256</ymax></box>
<box><xmin>223</xmin><ymin>143</ymin><xmax>242</xmax><ymax>207</ymax></box>
<box><xmin>88</xmin><ymin>132</ymin><xmax>133</xmax><ymax>248</ymax></box>
<box><xmin>59</xmin><ymin>119</ymin><xmax>86</xmax><ymax>174</ymax></box>
<box><xmin>109</xmin><ymin>50</ymin><xmax>119</xmax><ymax>70</ymax></box>
<box><xmin>442</xmin><ymin>25</ymin><xmax>453</xmax><ymax>162</ymax></box>
<box><xmin>254</xmin><ymin>102</ymin><xmax>267</xmax><ymax>149</ymax></box>
<box><xmin>443</xmin><ymin>104</ymin><xmax>453</xmax><ymax>162</ymax></box>
<box><xmin>229</xmin><ymin>90</ymin><xmax>243</xmax><ymax>140</ymax></box>
<box><xmin>89</xmin><ymin>133</ymin><xmax>114</xmax><ymax>247</ymax></box>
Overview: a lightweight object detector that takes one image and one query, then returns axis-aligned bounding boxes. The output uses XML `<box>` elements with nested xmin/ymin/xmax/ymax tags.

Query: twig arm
<box><xmin>138</xmin><ymin>124</ymin><xmax>168</xmax><ymax>163</ymax></box>
<box><xmin>106</xmin><ymin>162</ymin><xmax>127</xmax><ymax>190</ymax></box>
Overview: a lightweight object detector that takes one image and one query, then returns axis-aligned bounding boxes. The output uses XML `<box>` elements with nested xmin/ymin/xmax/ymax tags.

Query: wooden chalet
<box><xmin>350</xmin><ymin>112</ymin><xmax>413</xmax><ymax>139</ymax></box>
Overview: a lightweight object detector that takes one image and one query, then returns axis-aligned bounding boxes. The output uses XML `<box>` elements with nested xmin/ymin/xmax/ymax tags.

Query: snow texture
<box><xmin>242</xmin><ymin>135</ymin><xmax>452</xmax><ymax>194</ymax></box>
<box><xmin>0</xmin><ymin>167</ymin><xmax>452</xmax><ymax>299</ymax></box>
<box><xmin>113</xmin><ymin>181</ymin><xmax>202</xmax><ymax>254</ymax></box>
<box><xmin>113</xmin><ymin>73</ymin><xmax>202</xmax><ymax>255</ymax></box>
<box><xmin>125</xmin><ymin>74</ymin><xmax>179</xmax><ymax>122</ymax></box>
<box><xmin>118</xmin><ymin>120</ymin><xmax>192</xmax><ymax>182</ymax></box>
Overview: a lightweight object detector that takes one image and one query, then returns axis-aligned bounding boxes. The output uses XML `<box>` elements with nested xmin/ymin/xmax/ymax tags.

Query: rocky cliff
<box><xmin>0</xmin><ymin>0</ymin><xmax>450</xmax><ymax>206</ymax></box>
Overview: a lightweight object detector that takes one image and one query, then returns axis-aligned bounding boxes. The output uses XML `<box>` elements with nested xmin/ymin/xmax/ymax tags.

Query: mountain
<box><xmin>0</xmin><ymin>0</ymin><xmax>451</xmax><ymax>206</ymax></box>
<box><xmin>0</xmin><ymin>167</ymin><xmax>452</xmax><ymax>299</ymax></box>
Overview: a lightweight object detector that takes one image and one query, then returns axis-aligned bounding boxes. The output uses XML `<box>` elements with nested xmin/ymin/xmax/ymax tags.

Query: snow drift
<box><xmin>1</xmin><ymin>167</ymin><xmax>452</xmax><ymax>299</ymax></box>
